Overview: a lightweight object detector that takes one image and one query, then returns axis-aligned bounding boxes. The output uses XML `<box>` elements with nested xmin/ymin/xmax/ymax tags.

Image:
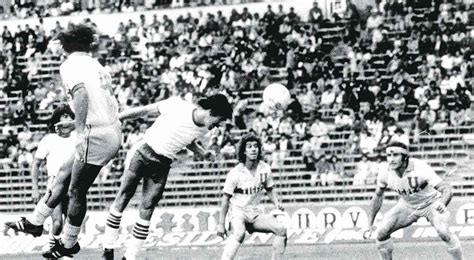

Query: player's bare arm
<box><xmin>31</xmin><ymin>158</ymin><xmax>46</xmax><ymax>204</ymax></box>
<box><xmin>266</xmin><ymin>187</ymin><xmax>284</xmax><ymax>211</ymax></box>
<box><xmin>71</xmin><ymin>83</ymin><xmax>88</xmax><ymax>133</ymax></box>
<box><xmin>186</xmin><ymin>140</ymin><xmax>214</xmax><ymax>160</ymax></box>
<box><xmin>118</xmin><ymin>102</ymin><xmax>161</xmax><ymax>121</ymax></box>
<box><xmin>434</xmin><ymin>181</ymin><xmax>453</xmax><ymax>213</ymax></box>
<box><xmin>362</xmin><ymin>185</ymin><xmax>386</xmax><ymax>239</ymax></box>
<box><xmin>368</xmin><ymin>185</ymin><xmax>386</xmax><ymax>227</ymax></box>
<box><xmin>217</xmin><ymin>193</ymin><xmax>231</xmax><ymax>239</ymax></box>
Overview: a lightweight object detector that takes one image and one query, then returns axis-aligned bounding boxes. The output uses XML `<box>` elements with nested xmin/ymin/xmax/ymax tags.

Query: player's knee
<box><xmin>376</xmin><ymin>229</ymin><xmax>390</xmax><ymax>242</ymax></box>
<box><xmin>51</xmin><ymin>219</ymin><xmax>63</xmax><ymax>232</ymax></box>
<box><xmin>231</xmin><ymin>231</ymin><xmax>246</xmax><ymax>243</ymax></box>
<box><xmin>274</xmin><ymin>226</ymin><xmax>287</xmax><ymax>238</ymax></box>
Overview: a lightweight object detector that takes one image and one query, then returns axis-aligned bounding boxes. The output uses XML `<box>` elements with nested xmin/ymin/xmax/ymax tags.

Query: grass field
<box><xmin>3</xmin><ymin>240</ymin><xmax>473</xmax><ymax>260</ymax></box>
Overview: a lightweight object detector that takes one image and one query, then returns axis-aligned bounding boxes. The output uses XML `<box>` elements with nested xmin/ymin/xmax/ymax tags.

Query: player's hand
<box><xmin>32</xmin><ymin>188</ymin><xmax>40</xmax><ymax>204</ymax></box>
<box><xmin>361</xmin><ymin>226</ymin><xmax>376</xmax><ymax>239</ymax></box>
<box><xmin>275</xmin><ymin>204</ymin><xmax>285</xmax><ymax>211</ymax></box>
<box><xmin>216</xmin><ymin>223</ymin><xmax>227</xmax><ymax>239</ymax></box>
<box><xmin>433</xmin><ymin>200</ymin><xmax>447</xmax><ymax>214</ymax></box>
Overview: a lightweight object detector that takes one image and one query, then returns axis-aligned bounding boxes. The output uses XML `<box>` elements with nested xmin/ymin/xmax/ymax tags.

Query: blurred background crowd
<box><xmin>0</xmin><ymin>0</ymin><xmax>473</xmax><ymax>186</ymax></box>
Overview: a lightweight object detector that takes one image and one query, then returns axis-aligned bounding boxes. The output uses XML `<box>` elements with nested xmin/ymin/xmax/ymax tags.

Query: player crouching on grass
<box><xmin>363</xmin><ymin>141</ymin><xmax>464</xmax><ymax>260</ymax></box>
<box><xmin>217</xmin><ymin>133</ymin><xmax>287</xmax><ymax>260</ymax></box>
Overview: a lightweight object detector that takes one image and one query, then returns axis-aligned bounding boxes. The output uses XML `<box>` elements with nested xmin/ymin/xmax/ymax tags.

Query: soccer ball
<box><xmin>262</xmin><ymin>83</ymin><xmax>291</xmax><ymax>111</ymax></box>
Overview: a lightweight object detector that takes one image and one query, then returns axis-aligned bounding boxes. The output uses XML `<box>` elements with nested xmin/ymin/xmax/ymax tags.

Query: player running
<box><xmin>31</xmin><ymin>105</ymin><xmax>75</xmax><ymax>256</ymax></box>
<box><xmin>6</xmin><ymin>24</ymin><xmax>122</xmax><ymax>258</ymax></box>
<box><xmin>101</xmin><ymin>94</ymin><xmax>233</xmax><ymax>260</ymax></box>
<box><xmin>363</xmin><ymin>141</ymin><xmax>464</xmax><ymax>260</ymax></box>
<box><xmin>217</xmin><ymin>133</ymin><xmax>287</xmax><ymax>260</ymax></box>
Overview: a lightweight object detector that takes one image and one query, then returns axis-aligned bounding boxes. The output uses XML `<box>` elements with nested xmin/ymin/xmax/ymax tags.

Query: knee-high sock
<box><xmin>376</xmin><ymin>238</ymin><xmax>393</xmax><ymax>260</ymax></box>
<box><xmin>61</xmin><ymin>220</ymin><xmax>81</xmax><ymax>249</ymax></box>
<box><xmin>221</xmin><ymin>236</ymin><xmax>241</xmax><ymax>260</ymax></box>
<box><xmin>123</xmin><ymin>218</ymin><xmax>150</xmax><ymax>260</ymax></box>
<box><xmin>28</xmin><ymin>200</ymin><xmax>54</xmax><ymax>226</ymax></box>
<box><xmin>447</xmin><ymin>235</ymin><xmax>464</xmax><ymax>260</ymax></box>
<box><xmin>103</xmin><ymin>207</ymin><xmax>123</xmax><ymax>249</ymax></box>
<box><xmin>271</xmin><ymin>235</ymin><xmax>287</xmax><ymax>260</ymax></box>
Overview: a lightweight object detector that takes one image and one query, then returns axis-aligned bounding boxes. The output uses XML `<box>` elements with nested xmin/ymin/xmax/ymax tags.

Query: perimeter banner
<box><xmin>1</xmin><ymin>200</ymin><xmax>473</xmax><ymax>254</ymax></box>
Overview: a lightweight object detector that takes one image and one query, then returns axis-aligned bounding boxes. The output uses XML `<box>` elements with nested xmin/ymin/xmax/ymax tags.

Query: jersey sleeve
<box><xmin>35</xmin><ymin>136</ymin><xmax>50</xmax><ymax>160</ymax></box>
<box><xmin>419</xmin><ymin>160</ymin><xmax>443</xmax><ymax>187</ymax></box>
<box><xmin>60</xmin><ymin>60</ymin><xmax>85</xmax><ymax>93</ymax></box>
<box><xmin>222</xmin><ymin>169</ymin><xmax>238</xmax><ymax>196</ymax></box>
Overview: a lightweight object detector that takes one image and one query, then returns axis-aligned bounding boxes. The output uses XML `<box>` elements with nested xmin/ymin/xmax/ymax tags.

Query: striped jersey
<box><xmin>377</xmin><ymin>158</ymin><xmax>442</xmax><ymax>208</ymax></box>
<box><xmin>223</xmin><ymin>161</ymin><xmax>274</xmax><ymax>209</ymax></box>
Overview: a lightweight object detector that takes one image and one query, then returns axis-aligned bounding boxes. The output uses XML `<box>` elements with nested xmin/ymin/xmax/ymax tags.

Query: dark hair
<box><xmin>237</xmin><ymin>133</ymin><xmax>262</xmax><ymax>163</ymax></box>
<box><xmin>58</xmin><ymin>24</ymin><xmax>96</xmax><ymax>53</ymax></box>
<box><xmin>49</xmin><ymin>104</ymin><xmax>75</xmax><ymax>133</ymax></box>
<box><xmin>197</xmin><ymin>94</ymin><xmax>233</xmax><ymax>120</ymax></box>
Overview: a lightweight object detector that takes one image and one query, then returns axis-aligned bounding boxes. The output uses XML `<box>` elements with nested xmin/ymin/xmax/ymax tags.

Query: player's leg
<box><xmin>427</xmin><ymin>205</ymin><xmax>464</xmax><ymax>260</ymax></box>
<box><xmin>222</xmin><ymin>211</ymin><xmax>247</xmax><ymax>260</ymax></box>
<box><xmin>250</xmin><ymin>213</ymin><xmax>287</xmax><ymax>260</ymax></box>
<box><xmin>42</xmin><ymin>160</ymin><xmax>102</xmax><ymax>259</ymax></box>
<box><xmin>48</xmin><ymin>202</ymin><xmax>64</xmax><ymax>250</ymax></box>
<box><xmin>5</xmin><ymin>154</ymin><xmax>74</xmax><ymax>237</ymax></box>
<box><xmin>49</xmin><ymin>124</ymin><xmax>121</xmax><ymax>257</ymax></box>
<box><xmin>123</xmin><ymin>177</ymin><xmax>166</xmax><ymax>260</ymax></box>
<box><xmin>103</xmin><ymin>150</ymin><xmax>145</xmax><ymax>259</ymax></box>
<box><xmin>375</xmin><ymin>202</ymin><xmax>419</xmax><ymax>260</ymax></box>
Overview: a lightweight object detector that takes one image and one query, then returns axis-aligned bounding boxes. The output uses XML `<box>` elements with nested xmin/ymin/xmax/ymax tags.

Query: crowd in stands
<box><xmin>0</xmin><ymin>0</ymin><xmax>473</xmax><ymax>186</ymax></box>
<box><xmin>1</xmin><ymin>0</ymin><xmax>253</xmax><ymax>20</ymax></box>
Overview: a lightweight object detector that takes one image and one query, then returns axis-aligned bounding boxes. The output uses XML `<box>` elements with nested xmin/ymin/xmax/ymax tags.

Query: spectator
<box><xmin>272</xmin><ymin>134</ymin><xmax>293</xmax><ymax>168</ymax></box>
<box><xmin>311</xmin><ymin>154</ymin><xmax>332</xmax><ymax>186</ymax></box>
<box><xmin>329</xmin><ymin>154</ymin><xmax>345</xmax><ymax>180</ymax></box>
<box><xmin>391</xmin><ymin>127</ymin><xmax>409</xmax><ymax>146</ymax></box>
<box><xmin>278</xmin><ymin>115</ymin><xmax>293</xmax><ymax>136</ymax></box>
<box><xmin>220</xmin><ymin>139</ymin><xmax>236</xmax><ymax>160</ymax></box>
<box><xmin>334</xmin><ymin>109</ymin><xmax>353</xmax><ymax>131</ymax></box>
<box><xmin>450</xmin><ymin>105</ymin><xmax>466</xmax><ymax>126</ymax></box>
<box><xmin>353</xmin><ymin>153</ymin><xmax>371</xmax><ymax>186</ymax></box>
<box><xmin>308</xmin><ymin>2</ymin><xmax>323</xmax><ymax>24</ymax></box>
<box><xmin>359</xmin><ymin>129</ymin><xmax>378</xmax><ymax>155</ymax></box>
<box><xmin>309</xmin><ymin>115</ymin><xmax>329</xmax><ymax>149</ymax></box>
<box><xmin>252</xmin><ymin>112</ymin><xmax>268</xmax><ymax>135</ymax></box>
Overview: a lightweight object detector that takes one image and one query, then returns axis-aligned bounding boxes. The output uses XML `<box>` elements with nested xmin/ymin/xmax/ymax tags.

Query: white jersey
<box><xmin>223</xmin><ymin>161</ymin><xmax>274</xmax><ymax>209</ymax></box>
<box><xmin>144</xmin><ymin>97</ymin><xmax>207</xmax><ymax>159</ymax></box>
<box><xmin>377</xmin><ymin>158</ymin><xmax>442</xmax><ymax>208</ymax></box>
<box><xmin>35</xmin><ymin>132</ymin><xmax>76</xmax><ymax>177</ymax></box>
<box><xmin>60</xmin><ymin>52</ymin><xmax>119</xmax><ymax>126</ymax></box>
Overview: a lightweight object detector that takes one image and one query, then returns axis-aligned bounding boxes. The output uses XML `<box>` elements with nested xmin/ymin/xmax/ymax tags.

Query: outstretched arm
<box><xmin>119</xmin><ymin>103</ymin><xmax>161</xmax><ymax>121</ymax></box>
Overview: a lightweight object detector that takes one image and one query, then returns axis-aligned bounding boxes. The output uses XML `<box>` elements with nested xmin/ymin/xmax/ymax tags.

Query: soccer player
<box><xmin>6</xmin><ymin>24</ymin><xmax>122</xmax><ymax>258</ymax></box>
<box><xmin>216</xmin><ymin>133</ymin><xmax>287</xmax><ymax>260</ymax></box>
<box><xmin>102</xmin><ymin>94</ymin><xmax>233</xmax><ymax>260</ymax></box>
<box><xmin>363</xmin><ymin>141</ymin><xmax>464</xmax><ymax>260</ymax></box>
<box><xmin>31</xmin><ymin>105</ymin><xmax>75</xmax><ymax>253</ymax></box>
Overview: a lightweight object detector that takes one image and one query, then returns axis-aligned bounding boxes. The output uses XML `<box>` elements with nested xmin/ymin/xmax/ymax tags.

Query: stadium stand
<box><xmin>0</xmin><ymin>0</ymin><xmax>473</xmax><ymax>213</ymax></box>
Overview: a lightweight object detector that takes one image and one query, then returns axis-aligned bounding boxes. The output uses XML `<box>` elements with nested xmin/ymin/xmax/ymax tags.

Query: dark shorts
<box><xmin>127</xmin><ymin>142</ymin><xmax>172</xmax><ymax>184</ymax></box>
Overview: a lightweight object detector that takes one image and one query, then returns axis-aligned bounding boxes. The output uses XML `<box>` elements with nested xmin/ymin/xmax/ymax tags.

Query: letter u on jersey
<box><xmin>407</xmin><ymin>177</ymin><xmax>419</xmax><ymax>189</ymax></box>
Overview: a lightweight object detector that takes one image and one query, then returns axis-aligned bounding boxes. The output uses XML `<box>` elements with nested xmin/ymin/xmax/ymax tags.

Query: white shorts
<box><xmin>229</xmin><ymin>206</ymin><xmax>279</xmax><ymax>234</ymax></box>
<box><xmin>79</xmin><ymin>121</ymin><xmax>122</xmax><ymax>166</ymax></box>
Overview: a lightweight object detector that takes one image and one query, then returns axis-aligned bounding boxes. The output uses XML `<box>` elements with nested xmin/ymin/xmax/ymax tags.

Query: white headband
<box><xmin>386</xmin><ymin>146</ymin><xmax>408</xmax><ymax>154</ymax></box>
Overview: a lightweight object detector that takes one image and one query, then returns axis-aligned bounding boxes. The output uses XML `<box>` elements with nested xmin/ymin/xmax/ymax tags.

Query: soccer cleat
<box><xmin>5</xmin><ymin>217</ymin><xmax>43</xmax><ymax>237</ymax></box>
<box><xmin>42</xmin><ymin>239</ymin><xmax>80</xmax><ymax>258</ymax></box>
<box><xmin>102</xmin><ymin>248</ymin><xmax>114</xmax><ymax>260</ymax></box>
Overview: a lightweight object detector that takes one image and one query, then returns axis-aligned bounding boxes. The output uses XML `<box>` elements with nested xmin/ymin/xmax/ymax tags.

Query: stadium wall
<box><xmin>0</xmin><ymin>0</ymin><xmax>347</xmax><ymax>35</ymax></box>
<box><xmin>1</xmin><ymin>199</ymin><xmax>473</xmax><ymax>255</ymax></box>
